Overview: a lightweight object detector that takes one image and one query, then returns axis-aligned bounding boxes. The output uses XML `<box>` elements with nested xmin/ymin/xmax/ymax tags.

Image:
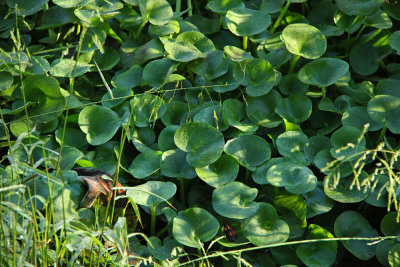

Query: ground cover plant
<box><xmin>2</xmin><ymin>0</ymin><xmax>400</xmax><ymax>266</ymax></box>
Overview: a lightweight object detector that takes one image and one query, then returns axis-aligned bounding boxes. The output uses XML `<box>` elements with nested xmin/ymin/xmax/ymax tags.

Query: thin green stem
<box><xmin>180</xmin><ymin>178</ymin><xmax>186</xmax><ymax>206</ymax></box>
<box><xmin>242</xmin><ymin>36</ymin><xmax>248</xmax><ymax>51</ymax></box>
<box><xmin>289</xmin><ymin>54</ymin><xmax>300</xmax><ymax>73</ymax></box>
<box><xmin>363</xmin><ymin>29</ymin><xmax>382</xmax><ymax>43</ymax></box>
<box><xmin>188</xmin><ymin>0</ymin><xmax>193</xmax><ymax>16</ymax></box>
<box><xmin>245</xmin><ymin>168</ymin><xmax>250</xmax><ymax>184</ymax></box>
<box><xmin>377</xmin><ymin>126</ymin><xmax>387</xmax><ymax>145</ymax></box>
<box><xmin>270</xmin><ymin>1</ymin><xmax>290</xmax><ymax>35</ymax></box>
<box><xmin>176</xmin><ymin>0</ymin><xmax>181</xmax><ymax>12</ymax></box>
<box><xmin>150</xmin><ymin>205</ymin><xmax>157</xmax><ymax>236</ymax></box>
<box><xmin>321</xmin><ymin>87</ymin><xmax>326</xmax><ymax>98</ymax></box>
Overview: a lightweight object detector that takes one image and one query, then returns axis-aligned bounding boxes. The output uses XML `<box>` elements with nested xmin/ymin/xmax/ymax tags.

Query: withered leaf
<box><xmin>75</xmin><ymin>168</ymin><xmax>126</xmax><ymax>210</ymax></box>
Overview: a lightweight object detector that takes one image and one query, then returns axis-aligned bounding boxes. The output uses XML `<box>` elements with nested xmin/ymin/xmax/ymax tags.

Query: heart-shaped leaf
<box><xmin>195</xmin><ymin>154</ymin><xmax>239</xmax><ymax>188</ymax></box>
<box><xmin>334</xmin><ymin>211</ymin><xmax>377</xmax><ymax>260</ymax></box>
<box><xmin>246</xmin><ymin>90</ymin><xmax>283</xmax><ymax>128</ymax></box>
<box><xmin>241</xmin><ymin>202</ymin><xmax>290</xmax><ymax>246</ymax></box>
<box><xmin>79</xmin><ymin>105</ymin><xmax>121</xmax><ymax>146</ymax></box>
<box><xmin>224</xmin><ymin>134</ymin><xmax>271</xmax><ymax>170</ymax></box>
<box><xmin>160</xmin><ymin>149</ymin><xmax>196</xmax><ymax>179</ymax></box>
<box><xmin>143</xmin><ymin>58</ymin><xmax>178</xmax><ymax>88</ymax></box>
<box><xmin>281</xmin><ymin>23</ymin><xmax>327</xmax><ymax>59</ymax></box>
<box><xmin>129</xmin><ymin>150</ymin><xmax>163</xmax><ymax>179</ymax></box>
<box><xmin>275</xmin><ymin>94</ymin><xmax>312</xmax><ymax>124</ymax></box>
<box><xmin>173</xmin><ymin>207</ymin><xmax>219</xmax><ymax>248</ymax></box>
<box><xmin>174</xmin><ymin>122</ymin><xmax>225</xmax><ymax>168</ymax></box>
<box><xmin>212</xmin><ymin>182</ymin><xmax>259</xmax><ymax>219</ymax></box>
<box><xmin>298</xmin><ymin>58</ymin><xmax>349</xmax><ymax>87</ymax></box>
<box><xmin>139</xmin><ymin>0</ymin><xmax>173</xmax><ymax>26</ymax></box>
<box><xmin>126</xmin><ymin>181</ymin><xmax>176</xmax><ymax>207</ymax></box>
<box><xmin>276</xmin><ymin>131</ymin><xmax>308</xmax><ymax>164</ymax></box>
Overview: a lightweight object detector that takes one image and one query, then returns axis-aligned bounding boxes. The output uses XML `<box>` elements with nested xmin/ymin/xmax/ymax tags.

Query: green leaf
<box><xmin>78</xmin><ymin>105</ymin><xmax>121</xmax><ymax>146</ymax></box>
<box><xmin>389</xmin><ymin>244</ymin><xmax>400</xmax><ymax>267</ymax></box>
<box><xmin>281</xmin><ymin>23</ymin><xmax>327</xmax><ymax>59</ymax></box>
<box><xmin>212</xmin><ymin>182</ymin><xmax>259</xmax><ymax>219</ymax></box>
<box><xmin>195</xmin><ymin>154</ymin><xmax>238</xmax><ymax>188</ymax></box>
<box><xmin>53</xmin><ymin>0</ymin><xmax>90</xmax><ymax>8</ymax></box>
<box><xmin>174</xmin><ymin>122</ymin><xmax>225</xmax><ymax>168</ymax></box>
<box><xmin>129</xmin><ymin>150</ymin><xmax>163</xmax><ymax>179</ymax></box>
<box><xmin>246</xmin><ymin>90</ymin><xmax>283</xmax><ymax>128</ymax></box>
<box><xmin>0</xmin><ymin>71</ymin><xmax>13</xmax><ymax>90</ymax></box>
<box><xmin>158</xmin><ymin>125</ymin><xmax>179</xmax><ymax>151</ymax></box>
<box><xmin>111</xmin><ymin>65</ymin><xmax>143</xmax><ymax>89</ymax></box>
<box><xmin>222</xmin><ymin>98</ymin><xmax>258</xmax><ymax>132</ymax></box>
<box><xmin>234</xmin><ymin>58</ymin><xmax>278</xmax><ymax>97</ymax></box>
<box><xmin>139</xmin><ymin>0</ymin><xmax>173</xmax><ymax>25</ymax></box>
<box><xmin>336</xmin><ymin>0</ymin><xmax>385</xmax><ymax>16</ymax></box>
<box><xmin>147</xmin><ymin>236</ymin><xmax>181</xmax><ymax>261</ymax></box>
<box><xmin>22</xmin><ymin>74</ymin><xmax>65</xmax><ymax>122</ymax></box>
<box><xmin>304</xmin><ymin>136</ymin><xmax>332</xmax><ymax>163</ymax></box>
<box><xmin>389</xmin><ymin>30</ymin><xmax>400</xmax><ymax>53</ymax></box>
<box><xmin>50</xmin><ymin>58</ymin><xmax>92</xmax><ymax>78</ymax></box>
<box><xmin>164</xmin><ymin>31</ymin><xmax>215</xmax><ymax>62</ymax></box>
<box><xmin>324</xmin><ymin>171</ymin><xmax>369</xmax><ymax>203</ymax></box>
<box><xmin>190</xmin><ymin>50</ymin><xmax>228</xmax><ymax>80</ymax></box>
<box><xmin>143</xmin><ymin>59</ymin><xmax>178</xmax><ymax>88</ymax></box>
<box><xmin>349</xmin><ymin>42</ymin><xmax>382</xmax><ymax>75</ymax></box>
<box><xmin>276</xmin><ymin>131</ymin><xmax>308</xmax><ymax>164</ymax></box>
<box><xmin>226</xmin><ymin>7</ymin><xmax>271</xmax><ymax>37</ymax></box>
<box><xmin>275</xmin><ymin>94</ymin><xmax>312</xmax><ymax>124</ymax></box>
<box><xmin>173</xmin><ymin>207</ymin><xmax>219</xmax><ymax>248</ymax></box>
<box><xmin>126</xmin><ymin>181</ymin><xmax>176</xmax><ymax>207</ymax></box>
<box><xmin>368</xmin><ymin>95</ymin><xmax>400</xmax><ymax>134</ymax></box>
<box><xmin>296</xmin><ymin>224</ymin><xmax>337</xmax><ymax>267</ymax></box>
<box><xmin>206</xmin><ymin>0</ymin><xmax>244</xmax><ymax>14</ymax></box>
<box><xmin>6</xmin><ymin>0</ymin><xmax>49</xmax><ymax>16</ymax></box>
<box><xmin>224</xmin><ymin>134</ymin><xmax>271</xmax><ymax>170</ymax></box>
<box><xmin>330</xmin><ymin>126</ymin><xmax>366</xmax><ymax>160</ymax></box>
<box><xmin>380</xmin><ymin>212</ymin><xmax>400</xmax><ymax>236</ymax></box>
<box><xmin>160</xmin><ymin>149</ymin><xmax>196</xmax><ymax>179</ymax></box>
<box><xmin>342</xmin><ymin>106</ymin><xmax>383</xmax><ymax>131</ymax></box>
<box><xmin>241</xmin><ymin>202</ymin><xmax>290</xmax><ymax>246</ymax></box>
<box><xmin>130</xmin><ymin>94</ymin><xmax>167</xmax><ymax>127</ymax></box>
<box><xmin>266</xmin><ymin>162</ymin><xmax>317</xmax><ymax>194</ymax></box>
<box><xmin>298</xmin><ymin>58</ymin><xmax>349</xmax><ymax>87</ymax></box>
<box><xmin>334</xmin><ymin>211</ymin><xmax>377</xmax><ymax>260</ymax></box>
<box><xmin>38</xmin><ymin>6</ymin><xmax>78</xmax><ymax>29</ymax></box>
<box><xmin>278</xmin><ymin>73</ymin><xmax>309</xmax><ymax>95</ymax></box>
<box><xmin>81</xmin><ymin>27</ymin><xmax>106</xmax><ymax>53</ymax></box>
<box><xmin>305</xmin><ymin>182</ymin><xmax>335</xmax><ymax>218</ymax></box>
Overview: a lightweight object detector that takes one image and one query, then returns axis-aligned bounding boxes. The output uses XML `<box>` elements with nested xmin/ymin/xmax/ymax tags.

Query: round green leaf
<box><xmin>226</xmin><ymin>7</ymin><xmax>271</xmax><ymax>37</ymax></box>
<box><xmin>324</xmin><ymin>171</ymin><xmax>369</xmax><ymax>203</ymax></box>
<box><xmin>296</xmin><ymin>224</ymin><xmax>337</xmax><ymax>267</ymax></box>
<box><xmin>298</xmin><ymin>58</ymin><xmax>349</xmax><ymax>87</ymax></box>
<box><xmin>224</xmin><ymin>135</ymin><xmax>271</xmax><ymax>170</ymax></box>
<box><xmin>111</xmin><ymin>65</ymin><xmax>143</xmax><ymax>89</ymax></box>
<box><xmin>50</xmin><ymin>58</ymin><xmax>92</xmax><ymax>78</ymax></box>
<box><xmin>304</xmin><ymin>136</ymin><xmax>332</xmax><ymax>163</ymax></box>
<box><xmin>0</xmin><ymin>71</ymin><xmax>13</xmax><ymax>90</ymax></box>
<box><xmin>6</xmin><ymin>0</ymin><xmax>49</xmax><ymax>16</ymax></box>
<box><xmin>147</xmin><ymin>236</ymin><xmax>181</xmax><ymax>261</ymax></box>
<box><xmin>78</xmin><ymin>105</ymin><xmax>121</xmax><ymax>146</ymax></box>
<box><xmin>330</xmin><ymin>126</ymin><xmax>366</xmax><ymax>161</ymax></box>
<box><xmin>266</xmin><ymin>162</ymin><xmax>317</xmax><ymax>194</ymax></box>
<box><xmin>278</xmin><ymin>73</ymin><xmax>309</xmax><ymax>95</ymax></box>
<box><xmin>275</xmin><ymin>94</ymin><xmax>312</xmax><ymax>124</ymax></box>
<box><xmin>246</xmin><ymin>91</ymin><xmax>283</xmax><ymax>128</ymax></box>
<box><xmin>174</xmin><ymin>122</ymin><xmax>225</xmax><ymax>168</ymax></box>
<box><xmin>389</xmin><ymin>244</ymin><xmax>400</xmax><ymax>267</ymax></box>
<box><xmin>195</xmin><ymin>154</ymin><xmax>239</xmax><ymax>188</ymax></box>
<box><xmin>53</xmin><ymin>0</ymin><xmax>90</xmax><ymax>8</ymax></box>
<box><xmin>206</xmin><ymin>0</ymin><xmax>244</xmax><ymax>13</ymax></box>
<box><xmin>130</xmin><ymin>94</ymin><xmax>167</xmax><ymax>127</ymax></box>
<box><xmin>190</xmin><ymin>50</ymin><xmax>228</xmax><ymax>80</ymax></box>
<box><xmin>276</xmin><ymin>131</ymin><xmax>308</xmax><ymax>164</ymax></box>
<box><xmin>25</xmin><ymin>56</ymin><xmax>50</xmax><ymax>74</ymax></box>
<box><xmin>129</xmin><ymin>150</ymin><xmax>163</xmax><ymax>179</ymax></box>
<box><xmin>212</xmin><ymin>182</ymin><xmax>259</xmax><ymax>219</ymax></box>
<box><xmin>160</xmin><ymin>149</ymin><xmax>196</xmax><ymax>179</ymax></box>
<box><xmin>173</xmin><ymin>207</ymin><xmax>219</xmax><ymax>248</ymax></box>
<box><xmin>143</xmin><ymin>59</ymin><xmax>178</xmax><ymax>88</ymax></box>
<box><xmin>193</xmin><ymin>105</ymin><xmax>228</xmax><ymax>131</ymax></box>
<box><xmin>241</xmin><ymin>202</ymin><xmax>290</xmax><ymax>246</ymax></box>
<box><xmin>222</xmin><ymin>98</ymin><xmax>258</xmax><ymax>132</ymax></box>
<box><xmin>126</xmin><ymin>181</ymin><xmax>176</xmax><ymax>207</ymax></box>
<box><xmin>22</xmin><ymin>74</ymin><xmax>65</xmax><ymax>123</ymax></box>
<box><xmin>380</xmin><ymin>212</ymin><xmax>400</xmax><ymax>236</ymax></box>
<box><xmin>161</xmin><ymin>101</ymin><xmax>188</xmax><ymax>126</ymax></box>
<box><xmin>389</xmin><ymin>30</ymin><xmax>400</xmax><ymax>53</ymax></box>
<box><xmin>349</xmin><ymin>42</ymin><xmax>381</xmax><ymax>75</ymax></box>
<box><xmin>334</xmin><ymin>211</ymin><xmax>378</xmax><ymax>260</ymax></box>
<box><xmin>368</xmin><ymin>95</ymin><xmax>400</xmax><ymax>134</ymax></box>
<box><xmin>139</xmin><ymin>0</ymin><xmax>173</xmax><ymax>25</ymax></box>
<box><xmin>158</xmin><ymin>125</ymin><xmax>179</xmax><ymax>151</ymax></box>
<box><xmin>336</xmin><ymin>0</ymin><xmax>384</xmax><ymax>16</ymax></box>
<box><xmin>305</xmin><ymin>182</ymin><xmax>335</xmax><ymax>218</ymax></box>
<box><xmin>342</xmin><ymin>106</ymin><xmax>383</xmax><ymax>131</ymax></box>
<box><xmin>55</xmin><ymin>128</ymin><xmax>87</xmax><ymax>149</ymax></box>
<box><xmin>164</xmin><ymin>31</ymin><xmax>215</xmax><ymax>62</ymax></box>
<box><xmin>81</xmin><ymin>28</ymin><xmax>106</xmax><ymax>53</ymax></box>
<box><xmin>281</xmin><ymin>23</ymin><xmax>327</xmax><ymax>59</ymax></box>
<box><xmin>364</xmin><ymin>9</ymin><xmax>392</xmax><ymax>29</ymax></box>
<box><xmin>234</xmin><ymin>58</ymin><xmax>278</xmax><ymax>97</ymax></box>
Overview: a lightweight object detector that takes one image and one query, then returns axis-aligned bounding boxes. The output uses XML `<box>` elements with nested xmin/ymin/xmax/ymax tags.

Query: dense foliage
<box><xmin>2</xmin><ymin>0</ymin><xmax>400</xmax><ymax>266</ymax></box>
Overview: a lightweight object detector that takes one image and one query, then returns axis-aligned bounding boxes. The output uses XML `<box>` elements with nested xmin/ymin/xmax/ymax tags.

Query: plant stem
<box><xmin>377</xmin><ymin>126</ymin><xmax>387</xmax><ymax>145</ymax></box>
<box><xmin>188</xmin><ymin>0</ymin><xmax>193</xmax><ymax>16</ymax></box>
<box><xmin>289</xmin><ymin>54</ymin><xmax>300</xmax><ymax>73</ymax></box>
<box><xmin>243</xmin><ymin>36</ymin><xmax>248</xmax><ymax>51</ymax></box>
<box><xmin>363</xmin><ymin>29</ymin><xmax>382</xmax><ymax>43</ymax></box>
<box><xmin>176</xmin><ymin>0</ymin><xmax>181</xmax><ymax>12</ymax></box>
<box><xmin>321</xmin><ymin>87</ymin><xmax>326</xmax><ymax>98</ymax></box>
<box><xmin>180</xmin><ymin>178</ymin><xmax>186</xmax><ymax>206</ymax></box>
<box><xmin>270</xmin><ymin>1</ymin><xmax>290</xmax><ymax>35</ymax></box>
<box><xmin>245</xmin><ymin>168</ymin><xmax>250</xmax><ymax>184</ymax></box>
<box><xmin>150</xmin><ymin>205</ymin><xmax>157</xmax><ymax>235</ymax></box>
